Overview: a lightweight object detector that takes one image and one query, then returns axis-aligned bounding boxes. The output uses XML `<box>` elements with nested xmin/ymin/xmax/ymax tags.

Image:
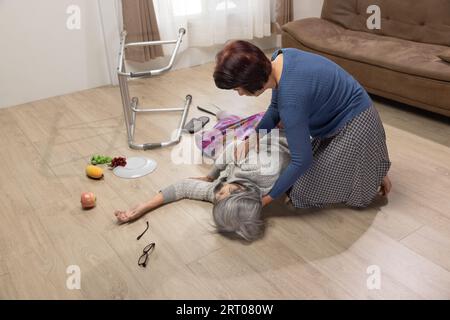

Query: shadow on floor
<box><xmin>259</xmin><ymin>195</ymin><xmax>389</xmax><ymax>261</ymax></box>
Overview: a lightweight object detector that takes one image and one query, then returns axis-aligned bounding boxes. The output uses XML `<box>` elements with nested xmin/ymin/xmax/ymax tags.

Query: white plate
<box><xmin>113</xmin><ymin>157</ymin><xmax>157</xmax><ymax>179</ymax></box>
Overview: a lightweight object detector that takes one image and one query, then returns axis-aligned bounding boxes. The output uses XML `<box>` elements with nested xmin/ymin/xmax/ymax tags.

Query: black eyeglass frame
<box><xmin>138</xmin><ymin>242</ymin><xmax>155</xmax><ymax>268</ymax></box>
<box><xmin>137</xmin><ymin>221</ymin><xmax>149</xmax><ymax>240</ymax></box>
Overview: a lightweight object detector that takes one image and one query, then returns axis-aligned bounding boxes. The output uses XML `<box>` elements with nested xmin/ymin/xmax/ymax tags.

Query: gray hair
<box><xmin>212</xmin><ymin>182</ymin><xmax>264</xmax><ymax>242</ymax></box>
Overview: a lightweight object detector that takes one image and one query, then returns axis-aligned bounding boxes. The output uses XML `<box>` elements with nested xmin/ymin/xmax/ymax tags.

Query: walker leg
<box><xmin>125</xmin><ymin>94</ymin><xmax>192</xmax><ymax>150</ymax></box>
<box><xmin>117</xmin><ymin>28</ymin><xmax>191</xmax><ymax>150</ymax></box>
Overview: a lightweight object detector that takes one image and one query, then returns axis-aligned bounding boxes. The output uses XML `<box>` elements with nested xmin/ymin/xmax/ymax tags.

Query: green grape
<box><xmin>90</xmin><ymin>154</ymin><xmax>112</xmax><ymax>165</ymax></box>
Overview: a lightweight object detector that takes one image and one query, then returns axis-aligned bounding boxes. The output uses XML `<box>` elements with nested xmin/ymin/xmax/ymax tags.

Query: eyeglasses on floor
<box><xmin>138</xmin><ymin>242</ymin><xmax>155</xmax><ymax>268</ymax></box>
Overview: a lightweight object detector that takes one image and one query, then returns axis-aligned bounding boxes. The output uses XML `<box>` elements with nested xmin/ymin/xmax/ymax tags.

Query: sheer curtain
<box><xmin>273</xmin><ymin>0</ymin><xmax>293</xmax><ymax>33</ymax></box>
<box><xmin>153</xmin><ymin>0</ymin><xmax>272</xmax><ymax>54</ymax></box>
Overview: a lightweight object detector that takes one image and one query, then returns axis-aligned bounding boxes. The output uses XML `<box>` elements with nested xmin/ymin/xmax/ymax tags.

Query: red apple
<box><xmin>81</xmin><ymin>192</ymin><xmax>96</xmax><ymax>209</ymax></box>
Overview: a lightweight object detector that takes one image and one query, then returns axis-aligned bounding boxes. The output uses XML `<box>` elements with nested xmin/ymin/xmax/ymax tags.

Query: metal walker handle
<box><xmin>117</xmin><ymin>27</ymin><xmax>186</xmax><ymax>78</ymax></box>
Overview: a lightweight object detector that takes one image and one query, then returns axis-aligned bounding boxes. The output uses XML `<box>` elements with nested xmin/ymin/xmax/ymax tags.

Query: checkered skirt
<box><xmin>289</xmin><ymin>105</ymin><xmax>391</xmax><ymax>208</ymax></box>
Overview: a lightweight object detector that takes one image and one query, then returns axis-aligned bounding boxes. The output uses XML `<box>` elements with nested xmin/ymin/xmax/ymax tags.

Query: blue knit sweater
<box><xmin>257</xmin><ymin>48</ymin><xmax>372</xmax><ymax>199</ymax></box>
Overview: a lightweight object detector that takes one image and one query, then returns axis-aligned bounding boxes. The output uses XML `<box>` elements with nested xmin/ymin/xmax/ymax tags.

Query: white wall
<box><xmin>0</xmin><ymin>0</ymin><xmax>110</xmax><ymax>109</ymax></box>
<box><xmin>293</xmin><ymin>0</ymin><xmax>324</xmax><ymax>20</ymax></box>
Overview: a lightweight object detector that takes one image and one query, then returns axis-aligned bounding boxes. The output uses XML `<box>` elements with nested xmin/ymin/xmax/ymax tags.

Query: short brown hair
<box><xmin>213</xmin><ymin>40</ymin><xmax>272</xmax><ymax>94</ymax></box>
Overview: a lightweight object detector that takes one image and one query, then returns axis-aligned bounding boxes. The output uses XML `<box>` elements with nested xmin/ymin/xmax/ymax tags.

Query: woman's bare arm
<box><xmin>115</xmin><ymin>192</ymin><xmax>164</xmax><ymax>224</ymax></box>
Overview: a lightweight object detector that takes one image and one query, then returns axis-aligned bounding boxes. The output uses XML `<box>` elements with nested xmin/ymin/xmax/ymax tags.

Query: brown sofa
<box><xmin>281</xmin><ymin>0</ymin><xmax>450</xmax><ymax>117</ymax></box>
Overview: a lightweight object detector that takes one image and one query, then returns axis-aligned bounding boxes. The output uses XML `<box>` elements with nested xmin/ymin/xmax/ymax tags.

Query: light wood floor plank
<box><xmin>0</xmin><ymin>274</ymin><xmax>19</xmax><ymax>299</ymax></box>
<box><xmin>34</xmin><ymin>198</ymin><xmax>148</xmax><ymax>299</ymax></box>
<box><xmin>401</xmin><ymin>225</ymin><xmax>450</xmax><ymax>272</ymax></box>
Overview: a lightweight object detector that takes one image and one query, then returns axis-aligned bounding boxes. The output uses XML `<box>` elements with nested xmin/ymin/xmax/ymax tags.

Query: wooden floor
<box><xmin>1</xmin><ymin>61</ymin><xmax>449</xmax><ymax>299</ymax></box>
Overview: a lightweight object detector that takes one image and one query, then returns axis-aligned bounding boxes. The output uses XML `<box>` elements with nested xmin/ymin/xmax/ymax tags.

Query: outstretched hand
<box><xmin>114</xmin><ymin>209</ymin><xmax>134</xmax><ymax>224</ymax></box>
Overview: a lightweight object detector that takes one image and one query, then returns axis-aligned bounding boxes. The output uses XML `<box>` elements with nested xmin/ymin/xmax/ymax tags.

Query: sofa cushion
<box><xmin>282</xmin><ymin>18</ymin><xmax>450</xmax><ymax>82</ymax></box>
<box><xmin>321</xmin><ymin>0</ymin><xmax>450</xmax><ymax>47</ymax></box>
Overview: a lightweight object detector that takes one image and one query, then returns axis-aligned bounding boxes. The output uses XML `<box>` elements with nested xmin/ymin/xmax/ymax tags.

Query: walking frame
<box><xmin>117</xmin><ymin>28</ymin><xmax>192</xmax><ymax>150</ymax></box>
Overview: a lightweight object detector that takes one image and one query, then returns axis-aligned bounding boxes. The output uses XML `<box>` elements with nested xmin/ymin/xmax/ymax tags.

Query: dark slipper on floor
<box><xmin>183</xmin><ymin>116</ymin><xmax>210</xmax><ymax>134</ymax></box>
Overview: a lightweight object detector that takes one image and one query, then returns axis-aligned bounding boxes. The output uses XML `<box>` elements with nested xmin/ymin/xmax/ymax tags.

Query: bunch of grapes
<box><xmin>110</xmin><ymin>157</ymin><xmax>127</xmax><ymax>168</ymax></box>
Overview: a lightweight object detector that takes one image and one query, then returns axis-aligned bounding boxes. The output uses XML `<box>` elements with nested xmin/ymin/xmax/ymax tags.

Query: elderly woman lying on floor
<box><xmin>114</xmin><ymin>129</ymin><xmax>290</xmax><ymax>242</ymax></box>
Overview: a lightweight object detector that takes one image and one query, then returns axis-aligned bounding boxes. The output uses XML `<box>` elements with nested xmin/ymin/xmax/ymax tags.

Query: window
<box><xmin>172</xmin><ymin>0</ymin><xmax>202</xmax><ymax>16</ymax></box>
<box><xmin>216</xmin><ymin>0</ymin><xmax>237</xmax><ymax>11</ymax></box>
<box><xmin>172</xmin><ymin>0</ymin><xmax>237</xmax><ymax>16</ymax></box>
